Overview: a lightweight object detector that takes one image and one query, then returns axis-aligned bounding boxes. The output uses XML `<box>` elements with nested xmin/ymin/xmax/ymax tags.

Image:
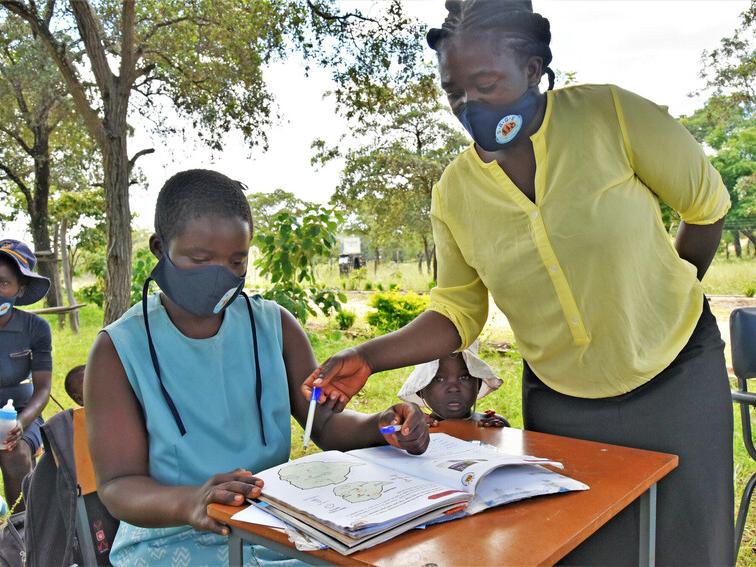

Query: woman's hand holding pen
<box><xmin>302</xmin><ymin>347</ymin><xmax>373</xmax><ymax>412</ymax></box>
<box><xmin>378</xmin><ymin>403</ymin><xmax>430</xmax><ymax>455</ymax></box>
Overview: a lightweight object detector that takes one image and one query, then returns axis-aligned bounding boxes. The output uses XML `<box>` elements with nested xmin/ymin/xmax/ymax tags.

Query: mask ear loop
<box><xmin>241</xmin><ymin>291</ymin><xmax>266</xmax><ymax>446</ymax></box>
<box><xmin>142</xmin><ymin>278</ymin><xmax>187</xmax><ymax>436</ymax></box>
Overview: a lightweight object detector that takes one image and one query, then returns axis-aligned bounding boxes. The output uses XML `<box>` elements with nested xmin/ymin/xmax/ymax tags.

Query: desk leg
<box><xmin>638</xmin><ymin>483</ymin><xmax>657</xmax><ymax>567</ymax></box>
<box><xmin>229</xmin><ymin>533</ymin><xmax>244</xmax><ymax>567</ymax></box>
<box><xmin>227</xmin><ymin>527</ymin><xmax>334</xmax><ymax>566</ymax></box>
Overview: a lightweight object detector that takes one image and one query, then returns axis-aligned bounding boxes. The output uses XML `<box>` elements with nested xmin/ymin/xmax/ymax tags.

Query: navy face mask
<box><xmin>455</xmin><ymin>88</ymin><xmax>540</xmax><ymax>151</ymax></box>
<box><xmin>0</xmin><ymin>294</ymin><xmax>17</xmax><ymax>317</ymax></box>
<box><xmin>149</xmin><ymin>253</ymin><xmax>245</xmax><ymax>317</ymax></box>
<box><xmin>141</xmin><ymin>254</ymin><xmax>265</xmax><ymax>442</ymax></box>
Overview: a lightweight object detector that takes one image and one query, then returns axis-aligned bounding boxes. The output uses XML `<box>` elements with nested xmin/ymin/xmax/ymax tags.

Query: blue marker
<box><xmin>303</xmin><ymin>386</ymin><xmax>321</xmax><ymax>449</ymax></box>
<box><xmin>379</xmin><ymin>424</ymin><xmax>402</xmax><ymax>435</ymax></box>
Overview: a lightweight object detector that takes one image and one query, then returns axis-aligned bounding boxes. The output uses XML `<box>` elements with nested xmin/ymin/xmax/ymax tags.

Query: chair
<box><xmin>730</xmin><ymin>307</ymin><xmax>756</xmax><ymax>559</ymax></box>
<box><xmin>72</xmin><ymin>408</ymin><xmax>119</xmax><ymax>566</ymax></box>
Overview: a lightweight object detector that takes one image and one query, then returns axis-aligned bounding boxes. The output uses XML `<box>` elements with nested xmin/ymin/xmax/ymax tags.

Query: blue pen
<box><xmin>302</xmin><ymin>386</ymin><xmax>321</xmax><ymax>449</ymax></box>
<box><xmin>379</xmin><ymin>424</ymin><xmax>402</xmax><ymax>435</ymax></box>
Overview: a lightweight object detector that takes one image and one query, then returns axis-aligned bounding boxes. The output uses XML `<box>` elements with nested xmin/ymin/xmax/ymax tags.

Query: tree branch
<box><xmin>0</xmin><ymin>161</ymin><xmax>32</xmax><ymax>202</ymax></box>
<box><xmin>128</xmin><ymin>148</ymin><xmax>154</xmax><ymax>171</ymax></box>
<box><xmin>0</xmin><ymin>0</ymin><xmax>105</xmax><ymax>146</ymax></box>
<box><xmin>306</xmin><ymin>0</ymin><xmax>378</xmax><ymax>24</ymax></box>
<box><xmin>42</xmin><ymin>0</ymin><xmax>54</xmax><ymax>27</ymax></box>
<box><xmin>119</xmin><ymin>0</ymin><xmax>136</xmax><ymax>87</ymax></box>
<box><xmin>0</xmin><ymin>125</ymin><xmax>33</xmax><ymax>155</ymax></box>
<box><xmin>68</xmin><ymin>0</ymin><xmax>114</xmax><ymax>104</ymax></box>
<box><xmin>134</xmin><ymin>62</ymin><xmax>155</xmax><ymax>80</ymax></box>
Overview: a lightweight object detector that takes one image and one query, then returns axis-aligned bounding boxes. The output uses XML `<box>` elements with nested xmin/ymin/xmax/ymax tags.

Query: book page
<box><xmin>255</xmin><ymin>450</ymin><xmax>470</xmax><ymax>537</ymax></box>
<box><xmin>348</xmin><ymin>432</ymin><xmax>562</xmax><ymax>492</ymax></box>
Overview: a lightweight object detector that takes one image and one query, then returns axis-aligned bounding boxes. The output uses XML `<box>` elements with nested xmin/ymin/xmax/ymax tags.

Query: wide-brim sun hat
<box><xmin>0</xmin><ymin>239</ymin><xmax>51</xmax><ymax>305</ymax></box>
<box><xmin>398</xmin><ymin>340</ymin><xmax>503</xmax><ymax>406</ymax></box>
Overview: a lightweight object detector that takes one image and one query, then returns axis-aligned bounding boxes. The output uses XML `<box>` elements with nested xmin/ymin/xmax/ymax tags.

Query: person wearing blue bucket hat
<box><xmin>0</xmin><ymin>239</ymin><xmax>52</xmax><ymax>511</ymax></box>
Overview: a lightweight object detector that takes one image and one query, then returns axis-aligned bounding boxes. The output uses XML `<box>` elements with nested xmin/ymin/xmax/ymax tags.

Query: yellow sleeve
<box><xmin>610</xmin><ymin>85</ymin><xmax>730</xmax><ymax>225</ymax></box>
<box><xmin>427</xmin><ymin>185</ymin><xmax>489</xmax><ymax>350</ymax></box>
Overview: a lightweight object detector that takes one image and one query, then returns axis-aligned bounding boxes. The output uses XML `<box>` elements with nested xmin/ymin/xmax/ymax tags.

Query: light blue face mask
<box><xmin>455</xmin><ymin>88</ymin><xmax>540</xmax><ymax>151</ymax></box>
<box><xmin>0</xmin><ymin>294</ymin><xmax>17</xmax><ymax>317</ymax></box>
<box><xmin>149</xmin><ymin>253</ymin><xmax>245</xmax><ymax>317</ymax></box>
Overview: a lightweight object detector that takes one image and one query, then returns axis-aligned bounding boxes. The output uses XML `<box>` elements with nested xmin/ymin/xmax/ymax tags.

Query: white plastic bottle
<box><xmin>0</xmin><ymin>399</ymin><xmax>17</xmax><ymax>450</ymax></box>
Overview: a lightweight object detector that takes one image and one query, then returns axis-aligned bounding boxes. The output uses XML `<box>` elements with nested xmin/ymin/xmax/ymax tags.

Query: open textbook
<box><xmin>251</xmin><ymin>433</ymin><xmax>588</xmax><ymax>554</ymax></box>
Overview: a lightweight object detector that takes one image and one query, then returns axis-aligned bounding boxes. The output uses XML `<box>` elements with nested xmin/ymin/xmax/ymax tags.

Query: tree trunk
<box><xmin>732</xmin><ymin>230</ymin><xmax>742</xmax><ymax>258</ymax></box>
<box><xmin>60</xmin><ymin>219</ymin><xmax>79</xmax><ymax>333</ymax></box>
<box><xmin>28</xmin><ymin>127</ymin><xmax>61</xmax><ymax>309</ymax></box>
<box><xmin>51</xmin><ymin>224</ymin><xmax>66</xmax><ymax>329</ymax></box>
<box><xmin>101</xmin><ymin>133</ymin><xmax>133</xmax><ymax>325</ymax></box>
<box><xmin>432</xmin><ymin>245</ymin><xmax>438</xmax><ymax>283</ymax></box>
<box><xmin>742</xmin><ymin>230</ymin><xmax>756</xmax><ymax>249</ymax></box>
<box><xmin>422</xmin><ymin>235</ymin><xmax>432</xmax><ymax>275</ymax></box>
<box><xmin>374</xmin><ymin>247</ymin><xmax>380</xmax><ymax>275</ymax></box>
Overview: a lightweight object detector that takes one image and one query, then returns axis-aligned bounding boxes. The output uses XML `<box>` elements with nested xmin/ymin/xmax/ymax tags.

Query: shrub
<box><xmin>76</xmin><ymin>247</ymin><xmax>156</xmax><ymax>308</ymax></box>
<box><xmin>364</xmin><ymin>281</ymin><xmax>373</xmax><ymax>291</ymax></box>
<box><xmin>77</xmin><ymin>281</ymin><xmax>104</xmax><ymax>307</ymax></box>
<box><xmin>366</xmin><ymin>292</ymin><xmax>429</xmax><ymax>334</ymax></box>
<box><xmin>388</xmin><ymin>282</ymin><xmax>399</xmax><ymax>291</ymax></box>
<box><xmin>376</xmin><ymin>282</ymin><xmax>384</xmax><ymax>291</ymax></box>
<box><xmin>745</xmin><ymin>284</ymin><xmax>756</xmax><ymax>298</ymax></box>
<box><xmin>336</xmin><ymin>310</ymin><xmax>357</xmax><ymax>330</ymax></box>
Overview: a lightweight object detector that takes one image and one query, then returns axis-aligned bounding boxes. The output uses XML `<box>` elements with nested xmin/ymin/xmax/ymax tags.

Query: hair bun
<box><xmin>445</xmin><ymin>0</ymin><xmax>463</xmax><ymax>14</ymax></box>
<box><xmin>501</xmin><ymin>0</ymin><xmax>534</xmax><ymax>13</ymax></box>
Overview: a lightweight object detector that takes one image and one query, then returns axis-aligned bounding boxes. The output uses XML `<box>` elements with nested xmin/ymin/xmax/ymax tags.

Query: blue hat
<box><xmin>0</xmin><ymin>239</ymin><xmax>51</xmax><ymax>305</ymax></box>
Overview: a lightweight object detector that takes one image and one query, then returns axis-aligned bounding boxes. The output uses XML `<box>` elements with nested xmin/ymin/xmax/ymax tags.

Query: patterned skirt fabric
<box><xmin>110</xmin><ymin>523</ymin><xmax>305</xmax><ymax>567</ymax></box>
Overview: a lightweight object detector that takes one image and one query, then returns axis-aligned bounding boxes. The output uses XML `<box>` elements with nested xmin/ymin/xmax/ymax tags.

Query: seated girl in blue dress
<box><xmin>84</xmin><ymin>170</ymin><xmax>430</xmax><ymax>566</ymax></box>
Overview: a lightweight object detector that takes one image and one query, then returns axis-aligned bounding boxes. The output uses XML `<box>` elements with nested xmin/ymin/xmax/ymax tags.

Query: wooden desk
<box><xmin>208</xmin><ymin>422</ymin><xmax>678</xmax><ymax>566</ymax></box>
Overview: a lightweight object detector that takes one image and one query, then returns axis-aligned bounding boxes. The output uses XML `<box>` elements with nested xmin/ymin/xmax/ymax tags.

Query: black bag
<box><xmin>22</xmin><ymin>410</ymin><xmax>118</xmax><ymax>567</ymax></box>
<box><xmin>0</xmin><ymin>512</ymin><xmax>26</xmax><ymax>567</ymax></box>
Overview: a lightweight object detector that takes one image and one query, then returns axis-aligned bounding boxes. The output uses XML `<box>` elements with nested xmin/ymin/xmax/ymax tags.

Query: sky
<box><xmin>3</xmin><ymin>0</ymin><xmax>750</xmax><ymax>241</ymax></box>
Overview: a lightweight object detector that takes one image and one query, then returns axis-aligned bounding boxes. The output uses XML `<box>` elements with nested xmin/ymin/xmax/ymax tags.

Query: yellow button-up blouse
<box><xmin>428</xmin><ymin>84</ymin><xmax>730</xmax><ymax>398</ymax></box>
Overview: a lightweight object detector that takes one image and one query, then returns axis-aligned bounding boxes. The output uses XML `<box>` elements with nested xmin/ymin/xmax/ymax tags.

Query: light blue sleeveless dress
<box><xmin>105</xmin><ymin>293</ymin><xmax>298</xmax><ymax>567</ymax></box>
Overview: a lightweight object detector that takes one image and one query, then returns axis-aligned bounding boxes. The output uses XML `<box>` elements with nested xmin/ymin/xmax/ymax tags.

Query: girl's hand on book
<box><xmin>303</xmin><ymin>347</ymin><xmax>373</xmax><ymax>412</ymax></box>
<box><xmin>186</xmin><ymin>469</ymin><xmax>264</xmax><ymax>535</ymax></box>
<box><xmin>379</xmin><ymin>403</ymin><xmax>430</xmax><ymax>455</ymax></box>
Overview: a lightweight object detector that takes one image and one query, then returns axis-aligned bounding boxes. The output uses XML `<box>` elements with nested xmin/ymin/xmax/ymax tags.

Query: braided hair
<box><xmin>427</xmin><ymin>0</ymin><xmax>555</xmax><ymax>91</ymax></box>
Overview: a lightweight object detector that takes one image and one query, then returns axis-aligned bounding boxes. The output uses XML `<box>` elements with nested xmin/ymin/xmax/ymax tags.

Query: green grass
<box><xmin>314</xmin><ymin>261</ymin><xmax>436</xmax><ymax>294</ymax></box>
<box><xmin>312</xmin><ymin>254</ymin><xmax>756</xmax><ymax>296</ymax></box>
<box><xmin>703</xmin><ymin>256</ymin><xmax>756</xmax><ymax>296</ymax></box>
<box><xmin>2</xmin><ymin>302</ymin><xmax>754</xmax><ymax>564</ymax></box>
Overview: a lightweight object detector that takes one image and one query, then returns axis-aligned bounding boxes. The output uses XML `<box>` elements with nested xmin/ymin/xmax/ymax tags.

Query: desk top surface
<box><xmin>209</xmin><ymin>422</ymin><xmax>677</xmax><ymax>566</ymax></box>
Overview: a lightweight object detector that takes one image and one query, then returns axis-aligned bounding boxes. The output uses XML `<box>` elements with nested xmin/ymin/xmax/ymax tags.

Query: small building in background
<box><xmin>338</xmin><ymin>236</ymin><xmax>365</xmax><ymax>276</ymax></box>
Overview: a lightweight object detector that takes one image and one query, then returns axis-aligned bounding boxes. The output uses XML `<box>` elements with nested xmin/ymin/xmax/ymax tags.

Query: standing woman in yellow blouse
<box><xmin>305</xmin><ymin>0</ymin><xmax>733</xmax><ymax>564</ymax></box>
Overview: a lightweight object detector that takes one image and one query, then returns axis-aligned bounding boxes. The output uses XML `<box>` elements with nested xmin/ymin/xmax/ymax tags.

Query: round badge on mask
<box><xmin>495</xmin><ymin>114</ymin><xmax>523</xmax><ymax>145</ymax></box>
<box><xmin>0</xmin><ymin>302</ymin><xmax>11</xmax><ymax>316</ymax></box>
<box><xmin>213</xmin><ymin>287</ymin><xmax>240</xmax><ymax>314</ymax></box>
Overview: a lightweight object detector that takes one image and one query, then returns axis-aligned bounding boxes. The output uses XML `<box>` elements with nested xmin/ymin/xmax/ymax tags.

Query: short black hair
<box><xmin>427</xmin><ymin>0</ymin><xmax>555</xmax><ymax>90</ymax></box>
<box><xmin>154</xmin><ymin>169</ymin><xmax>253</xmax><ymax>244</ymax></box>
<box><xmin>64</xmin><ymin>364</ymin><xmax>85</xmax><ymax>394</ymax></box>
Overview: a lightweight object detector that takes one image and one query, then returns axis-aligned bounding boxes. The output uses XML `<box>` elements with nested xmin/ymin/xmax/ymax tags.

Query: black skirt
<box><xmin>523</xmin><ymin>298</ymin><xmax>734</xmax><ymax>566</ymax></box>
